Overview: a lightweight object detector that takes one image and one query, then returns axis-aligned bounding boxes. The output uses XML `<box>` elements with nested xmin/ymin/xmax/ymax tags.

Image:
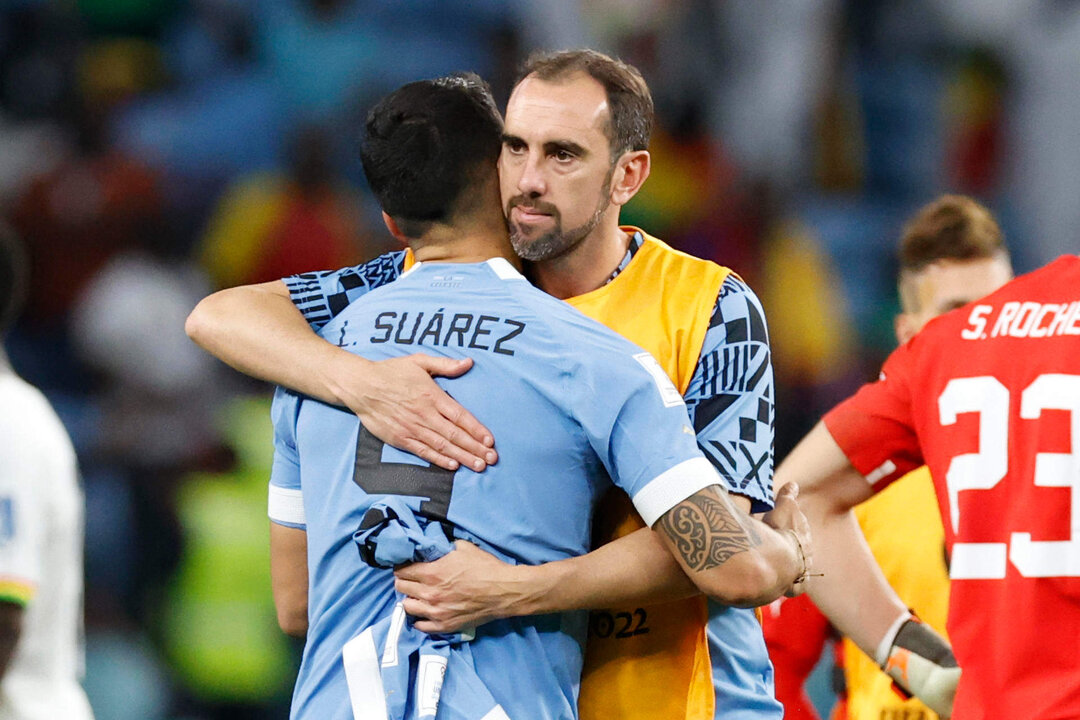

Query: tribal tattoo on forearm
<box><xmin>660</xmin><ymin>486</ymin><xmax>762</xmax><ymax>571</ymax></box>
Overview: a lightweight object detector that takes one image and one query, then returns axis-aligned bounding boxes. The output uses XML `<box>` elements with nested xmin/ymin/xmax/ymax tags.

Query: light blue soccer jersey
<box><xmin>270</xmin><ymin>258</ymin><xmax>721</xmax><ymax>720</ymax></box>
<box><xmin>282</xmin><ymin>244</ymin><xmax>782</xmax><ymax>719</ymax></box>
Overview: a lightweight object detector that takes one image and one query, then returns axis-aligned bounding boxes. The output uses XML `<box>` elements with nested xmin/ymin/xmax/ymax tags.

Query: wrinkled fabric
<box><xmin>344</xmin><ymin>498</ymin><xmax>504</xmax><ymax>720</ymax></box>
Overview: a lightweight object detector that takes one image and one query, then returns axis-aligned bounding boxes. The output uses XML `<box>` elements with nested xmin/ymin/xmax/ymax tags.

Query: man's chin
<box><xmin>511</xmin><ymin>232</ymin><xmax>555</xmax><ymax>262</ymax></box>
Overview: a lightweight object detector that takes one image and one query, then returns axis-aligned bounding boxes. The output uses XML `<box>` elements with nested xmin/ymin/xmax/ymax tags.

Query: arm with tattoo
<box><xmin>655</xmin><ymin>483</ymin><xmax>809</xmax><ymax>607</ymax></box>
<box><xmin>660</xmin><ymin>488</ymin><xmax>762</xmax><ymax>571</ymax></box>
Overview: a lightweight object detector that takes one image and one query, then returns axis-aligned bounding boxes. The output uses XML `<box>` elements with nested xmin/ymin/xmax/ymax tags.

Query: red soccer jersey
<box><xmin>761</xmin><ymin>594</ymin><xmax>832</xmax><ymax>719</ymax></box>
<box><xmin>824</xmin><ymin>255</ymin><xmax>1080</xmax><ymax>720</ymax></box>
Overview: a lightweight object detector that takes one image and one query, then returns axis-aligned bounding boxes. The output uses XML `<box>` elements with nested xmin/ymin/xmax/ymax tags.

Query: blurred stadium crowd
<box><xmin>0</xmin><ymin>0</ymin><xmax>1077</xmax><ymax>717</ymax></box>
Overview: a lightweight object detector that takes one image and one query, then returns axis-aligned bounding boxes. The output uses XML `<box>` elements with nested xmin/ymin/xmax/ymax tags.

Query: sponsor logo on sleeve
<box><xmin>633</xmin><ymin>353</ymin><xmax>684</xmax><ymax>408</ymax></box>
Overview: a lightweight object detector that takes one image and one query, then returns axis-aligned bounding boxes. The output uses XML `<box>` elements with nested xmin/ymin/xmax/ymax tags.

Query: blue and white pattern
<box><xmin>685</xmin><ymin>274</ymin><xmax>775</xmax><ymax>513</ymax></box>
<box><xmin>283</xmin><ymin>251</ymin><xmax>408</xmax><ymax>331</ymax></box>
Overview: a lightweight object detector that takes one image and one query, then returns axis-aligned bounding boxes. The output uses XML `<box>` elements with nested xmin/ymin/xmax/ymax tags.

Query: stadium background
<box><xmin>0</xmin><ymin>0</ymin><xmax>1075</xmax><ymax>717</ymax></box>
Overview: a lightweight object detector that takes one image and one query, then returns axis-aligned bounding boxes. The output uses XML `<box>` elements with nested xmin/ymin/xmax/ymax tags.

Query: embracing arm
<box><xmin>186</xmin><ymin>280</ymin><xmax>353</xmax><ymax>402</ymax></box>
<box><xmin>543</xmin><ymin>490</ymin><xmax>760</xmax><ymax>610</ymax></box>
<box><xmin>396</xmin><ymin>488</ymin><xmax>806</xmax><ymax>632</ymax></box>
<box><xmin>396</xmin><ymin>525</ymin><xmax>697</xmax><ymax>633</ymax></box>
<box><xmin>185</xmin><ymin>280</ymin><xmax>495</xmax><ymax>470</ymax></box>
<box><xmin>505</xmin><ymin>491</ymin><xmax>762</xmax><ymax>612</ymax></box>
<box><xmin>652</xmin><ymin>483</ymin><xmax>807</xmax><ymax>608</ymax></box>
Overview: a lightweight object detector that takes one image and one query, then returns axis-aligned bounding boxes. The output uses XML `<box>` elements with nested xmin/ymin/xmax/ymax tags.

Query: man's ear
<box><xmin>609</xmin><ymin>150</ymin><xmax>651</xmax><ymax>207</ymax></box>
<box><xmin>381</xmin><ymin>212</ymin><xmax>409</xmax><ymax>246</ymax></box>
<box><xmin>895</xmin><ymin>313</ymin><xmax>919</xmax><ymax>345</ymax></box>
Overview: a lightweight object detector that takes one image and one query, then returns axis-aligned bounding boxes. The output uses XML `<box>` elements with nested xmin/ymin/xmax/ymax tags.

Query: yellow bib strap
<box><xmin>571</xmin><ymin>230</ymin><xmax>731</xmax><ymax>720</ymax></box>
<box><xmin>565</xmin><ymin>229</ymin><xmax>730</xmax><ymax>393</ymax></box>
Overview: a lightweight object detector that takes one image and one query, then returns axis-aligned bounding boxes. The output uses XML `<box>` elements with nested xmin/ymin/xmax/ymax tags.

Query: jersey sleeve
<box><xmin>684</xmin><ymin>275</ymin><xmax>775</xmax><ymax>512</ymax></box>
<box><xmin>0</xmin><ymin>424</ymin><xmax>48</xmax><ymax>606</ymax></box>
<box><xmin>268</xmin><ymin>387</ymin><xmax>306</xmax><ymax>529</ymax></box>
<box><xmin>823</xmin><ymin>344</ymin><xmax>924</xmax><ymax>491</ymax></box>
<box><xmin>282</xmin><ymin>250</ymin><xmax>407</xmax><ymax>331</ymax></box>
<box><xmin>571</xmin><ymin>343</ymin><xmax>722</xmax><ymax>527</ymax></box>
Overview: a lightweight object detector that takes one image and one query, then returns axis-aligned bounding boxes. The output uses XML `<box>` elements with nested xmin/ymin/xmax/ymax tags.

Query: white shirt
<box><xmin>0</xmin><ymin>372</ymin><xmax>92</xmax><ymax>720</ymax></box>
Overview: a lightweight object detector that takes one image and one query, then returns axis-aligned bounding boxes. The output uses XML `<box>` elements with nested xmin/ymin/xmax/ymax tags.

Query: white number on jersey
<box><xmin>938</xmin><ymin>373</ymin><xmax>1080</xmax><ymax>579</ymax></box>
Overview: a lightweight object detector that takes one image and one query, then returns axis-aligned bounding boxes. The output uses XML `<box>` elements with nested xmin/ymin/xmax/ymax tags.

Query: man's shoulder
<box><xmin>324</xmin><ymin>250</ymin><xmax>409</xmax><ymax>291</ymax></box>
<box><xmin>994</xmin><ymin>254</ymin><xmax>1080</xmax><ymax>305</ymax></box>
<box><xmin>310</xmin><ymin>253</ymin><xmax>424</xmax><ymax>330</ymax></box>
<box><xmin>1035</xmin><ymin>253</ymin><xmax>1080</xmax><ymax>284</ymax></box>
<box><xmin>0</xmin><ymin>374</ymin><xmax>76</xmax><ymax>471</ymax></box>
<box><xmin>622</xmin><ymin>229</ymin><xmax>742</xmax><ymax>316</ymax></box>
<box><xmin>630</xmin><ymin>228</ymin><xmax>731</xmax><ymax>275</ymax></box>
<box><xmin>0</xmin><ymin>374</ymin><xmax>65</xmax><ymax>434</ymax></box>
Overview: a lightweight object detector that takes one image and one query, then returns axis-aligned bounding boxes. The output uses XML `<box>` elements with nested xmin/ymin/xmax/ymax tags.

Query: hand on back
<box><xmin>337</xmin><ymin>353</ymin><xmax>497</xmax><ymax>472</ymax></box>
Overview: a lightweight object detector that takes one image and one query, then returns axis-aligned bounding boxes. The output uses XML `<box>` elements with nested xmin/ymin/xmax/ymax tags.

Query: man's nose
<box><xmin>517</xmin><ymin>153</ymin><xmax>547</xmax><ymax>197</ymax></box>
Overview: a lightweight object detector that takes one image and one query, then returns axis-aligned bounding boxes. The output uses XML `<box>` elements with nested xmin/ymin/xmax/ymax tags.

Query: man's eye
<box><xmin>504</xmin><ymin>141</ymin><xmax>525</xmax><ymax>154</ymax></box>
<box><xmin>554</xmin><ymin>150</ymin><xmax>574</xmax><ymax>162</ymax></box>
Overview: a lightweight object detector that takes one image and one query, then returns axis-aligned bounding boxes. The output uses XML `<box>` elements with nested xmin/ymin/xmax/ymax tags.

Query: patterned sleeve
<box><xmin>684</xmin><ymin>274</ymin><xmax>775</xmax><ymax>513</ymax></box>
<box><xmin>282</xmin><ymin>250</ymin><xmax>408</xmax><ymax>331</ymax></box>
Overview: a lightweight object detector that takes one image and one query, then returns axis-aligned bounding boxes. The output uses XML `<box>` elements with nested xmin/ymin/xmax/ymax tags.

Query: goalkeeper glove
<box><xmin>875</xmin><ymin>614</ymin><xmax>960</xmax><ymax>718</ymax></box>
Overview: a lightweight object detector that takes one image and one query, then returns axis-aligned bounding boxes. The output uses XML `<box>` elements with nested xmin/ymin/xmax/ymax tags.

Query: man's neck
<box><xmin>531</xmin><ymin>222</ymin><xmax>632</xmax><ymax>300</ymax></box>
<box><xmin>411</xmin><ymin>225</ymin><xmax>522</xmax><ymax>270</ymax></box>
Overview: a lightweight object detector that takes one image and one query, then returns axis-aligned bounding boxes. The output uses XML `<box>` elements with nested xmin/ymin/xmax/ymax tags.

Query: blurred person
<box><xmin>760</xmin><ymin>594</ymin><xmax>839</xmax><ymax>719</ymax></box>
<box><xmin>8</xmin><ymin>136</ymin><xmax>159</xmax><ymax>328</ymax></box>
<box><xmin>189</xmin><ymin>50</ymin><xmax>790</xmax><ymax>719</ymax></box>
<box><xmin>163</xmin><ymin>396</ymin><xmax>298</xmax><ymax>720</ymax></box>
<box><xmin>751</xmin><ymin>185</ymin><xmax>862</xmax><ymax>460</ymax></box>
<box><xmin>69</xmin><ymin>198</ymin><xmax>226</xmax><ymax>670</ymax></box>
<box><xmin>0</xmin><ymin>116</ymin><xmax>68</xmax><ymax>209</ymax></box>
<box><xmin>7</xmin><ymin>91</ymin><xmax>162</xmax><ymax>393</ymax></box>
<box><xmin>764</xmin><ymin>195</ymin><xmax>1014</xmax><ymax>720</ymax></box>
<box><xmin>778</xmin><ymin>241</ymin><xmax>1080</xmax><ymax>715</ymax></box>
<box><xmin>254</xmin><ymin>73</ymin><xmax>806</xmax><ymax>718</ymax></box>
<box><xmin>71</xmin><ymin>213</ymin><xmax>221</xmax><ymax>468</ymax></box>
<box><xmin>0</xmin><ymin>226</ymin><xmax>93</xmax><ymax>719</ymax></box>
<box><xmin>199</xmin><ymin>124</ymin><xmax>374</xmax><ymax>290</ymax></box>
<box><xmin>706</xmin><ymin>0</ymin><xmax>841</xmax><ymax>191</ymax></box>
<box><xmin>934</xmin><ymin>0</ymin><xmax>1080</xmax><ymax>264</ymax></box>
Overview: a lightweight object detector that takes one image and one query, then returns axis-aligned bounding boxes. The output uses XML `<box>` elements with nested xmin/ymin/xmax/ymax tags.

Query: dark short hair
<box><xmin>0</xmin><ymin>225</ymin><xmax>27</xmax><ymax>337</ymax></box>
<box><xmin>360</xmin><ymin>73</ymin><xmax>503</xmax><ymax>238</ymax></box>
<box><xmin>517</xmin><ymin>49</ymin><xmax>653</xmax><ymax>158</ymax></box>
<box><xmin>899</xmin><ymin>195</ymin><xmax>1006</xmax><ymax>273</ymax></box>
